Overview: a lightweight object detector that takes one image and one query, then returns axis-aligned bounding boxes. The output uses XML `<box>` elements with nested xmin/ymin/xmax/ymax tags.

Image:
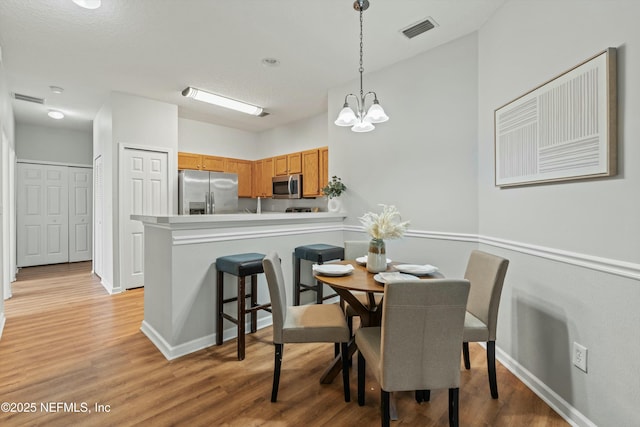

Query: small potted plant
<box><xmin>322</xmin><ymin>176</ymin><xmax>346</xmax><ymax>212</ymax></box>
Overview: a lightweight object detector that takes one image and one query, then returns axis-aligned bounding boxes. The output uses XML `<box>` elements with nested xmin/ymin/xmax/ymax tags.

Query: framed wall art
<box><xmin>494</xmin><ymin>48</ymin><xmax>617</xmax><ymax>187</ymax></box>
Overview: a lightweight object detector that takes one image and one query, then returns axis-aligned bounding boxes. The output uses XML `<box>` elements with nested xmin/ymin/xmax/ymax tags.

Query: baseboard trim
<box><xmin>141</xmin><ymin>317</ymin><xmax>274</xmax><ymax>361</ymax></box>
<box><xmin>495</xmin><ymin>344</ymin><xmax>596</xmax><ymax>427</ymax></box>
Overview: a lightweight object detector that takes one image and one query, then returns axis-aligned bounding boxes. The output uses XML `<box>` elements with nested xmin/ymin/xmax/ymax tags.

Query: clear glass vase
<box><xmin>367</xmin><ymin>238</ymin><xmax>387</xmax><ymax>273</ymax></box>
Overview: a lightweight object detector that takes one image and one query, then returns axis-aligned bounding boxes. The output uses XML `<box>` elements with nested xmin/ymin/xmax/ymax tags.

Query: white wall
<box><xmin>258</xmin><ymin>112</ymin><xmax>329</xmax><ymax>157</ymax></box>
<box><xmin>16</xmin><ymin>123</ymin><xmax>92</xmax><ymax>165</ymax></box>
<box><xmin>93</xmin><ymin>92</ymin><xmax>178</xmax><ymax>293</ymax></box>
<box><xmin>478</xmin><ymin>1</ymin><xmax>640</xmax><ymax>425</ymax></box>
<box><xmin>178</xmin><ymin>118</ymin><xmax>258</xmax><ymax>159</ymax></box>
<box><xmin>0</xmin><ymin>54</ymin><xmax>15</xmax><ymax>337</ymax></box>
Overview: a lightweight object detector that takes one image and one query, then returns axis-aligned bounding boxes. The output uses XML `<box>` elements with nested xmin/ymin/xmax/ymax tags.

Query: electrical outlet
<box><xmin>573</xmin><ymin>342</ymin><xmax>588</xmax><ymax>372</ymax></box>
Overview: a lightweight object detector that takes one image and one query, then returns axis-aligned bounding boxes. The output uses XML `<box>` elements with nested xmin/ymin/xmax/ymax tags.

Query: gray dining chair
<box><xmin>262</xmin><ymin>251</ymin><xmax>351</xmax><ymax>403</ymax></box>
<box><xmin>356</xmin><ymin>279</ymin><xmax>470</xmax><ymax>427</ymax></box>
<box><xmin>461</xmin><ymin>250</ymin><xmax>509</xmax><ymax>399</ymax></box>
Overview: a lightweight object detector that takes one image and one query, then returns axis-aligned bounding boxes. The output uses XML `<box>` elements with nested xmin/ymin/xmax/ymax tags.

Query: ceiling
<box><xmin>0</xmin><ymin>0</ymin><xmax>506</xmax><ymax>133</ymax></box>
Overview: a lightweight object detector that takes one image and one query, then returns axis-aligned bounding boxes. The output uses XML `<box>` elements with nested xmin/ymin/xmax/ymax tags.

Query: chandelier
<box><xmin>334</xmin><ymin>0</ymin><xmax>389</xmax><ymax>133</ymax></box>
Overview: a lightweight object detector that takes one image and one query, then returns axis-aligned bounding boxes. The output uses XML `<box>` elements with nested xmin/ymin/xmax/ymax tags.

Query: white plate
<box><xmin>394</xmin><ymin>264</ymin><xmax>438</xmax><ymax>276</ymax></box>
<box><xmin>373</xmin><ymin>272</ymin><xmax>419</xmax><ymax>284</ymax></box>
<box><xmin>312</xmin><ymin>264</ymin><xmax>354</xmax><ymax>276</ymax></box>
<box><xmin>355</xmin><ymin>256</ymin><xmax>392</xmax><ymax>266</ymax></box>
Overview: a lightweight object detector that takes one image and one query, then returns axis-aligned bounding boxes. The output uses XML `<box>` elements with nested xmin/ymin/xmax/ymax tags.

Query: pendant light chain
<box><xmin>358</xmin><ymin>5</ymin><xmax>364</xmax><ymax>103</ymax></box>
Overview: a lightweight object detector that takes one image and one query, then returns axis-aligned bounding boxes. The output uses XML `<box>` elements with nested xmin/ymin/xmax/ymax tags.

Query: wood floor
<box><xmin>0</xmin><ymin>262</ymin><xmax>568</xmax><ymax>426</ymax></box>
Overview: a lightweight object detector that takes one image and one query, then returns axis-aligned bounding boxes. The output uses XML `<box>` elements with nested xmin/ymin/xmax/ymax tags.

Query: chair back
<box><xmin>344</xmin><ymin>240</ymin><xmax>369</xmax><ymax>260</ymax></box>
<box><xmin>262</xmin><ymin>252</ymin><xmax>287</xmax><ymax>344</ymax></box>
<box><xmin>464</xmin><ymin>250</ymin><xmax>509</xmax><ymax>340</ymax></box>
<box><xmin>380</xmin><ymin>279</ymin><xmax>470</xmax><ymax>392</ymax></box>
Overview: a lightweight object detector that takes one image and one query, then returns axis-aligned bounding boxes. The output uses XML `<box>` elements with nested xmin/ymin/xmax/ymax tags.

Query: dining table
<box><xmin>314</xmin><ymin>259</ymin><xmax>443</xmax><ymax>384</ymax></box>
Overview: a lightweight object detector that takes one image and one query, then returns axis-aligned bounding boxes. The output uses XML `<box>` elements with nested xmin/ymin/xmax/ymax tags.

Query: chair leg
<box><xmin>250</xmin><ymin>274</ymin><xmax>258</xmax><ymax>333</ymax></box>
<box><xmin>462</xmin><ymin>342</ymin><xmax>470</xmax><ymax>369</ymax></box>
<box><xmin>357</xmin><ymin>351</ymin><xmax>365</xmax><ymax>406</ymax></box>
<box><xmin>216</xmin><ymin>270</ymin><xmax>224</xmax><ymax>345</ymax></box>
<box><xmin>271</xmin><ymin>343</ymin><xmax>283</xmax><ymax>402</ymax></box>
<box><xmin>294</xmin><ymin>257</ymin><xmax>301</xmax><ymax>306</ymax></box>
<box><xmin>448</xmin><ymin>388</ymin><xmax>459</xmax><ymax>427</ymax></box>
<box><xmin>487</xmin><ymin>340</ymin><xmax>498</xmax><ymax>399</ymax></box>
<box><xmin>237</xmin><ymin>276</ymin><xmax>246</xmax><ymax>361</ymax></box>
<box><xmin>381</xmin><ymin>390</ymin><xmax>391</xmax><ymax>427</ymax></box>
<box><xmin>341</xmin><ymin>342</ymin><xmax>350</xmax><ymax>402</ymax></box>
<box><xmin>415</xmin><ymin>389</ymin><xmax>431</xmax><ymax>403</ymax></box>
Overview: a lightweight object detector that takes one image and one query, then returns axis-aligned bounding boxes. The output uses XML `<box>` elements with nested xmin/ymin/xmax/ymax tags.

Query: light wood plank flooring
<box><xmin>0</xmin><ymin>262</ymin><xmax>568</xmax><ymax>426</ymax></box>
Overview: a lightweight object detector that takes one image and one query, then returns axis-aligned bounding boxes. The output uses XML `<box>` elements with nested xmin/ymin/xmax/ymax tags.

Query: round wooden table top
<box><xmin>313</xmin><ymin>260</ymin><xmax>443</xmax><ymax>293</ymax></box>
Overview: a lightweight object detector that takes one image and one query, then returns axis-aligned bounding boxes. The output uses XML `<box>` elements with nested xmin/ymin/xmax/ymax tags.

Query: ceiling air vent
<box><xmin>13</xmin><ymin>93</ymin><xmax>45</xmax><ymax>104</ymax></box>
<box><xmin>401</xmin><ymin>17</ymin><xmax>438</xmax><ymax>39</ymax></box>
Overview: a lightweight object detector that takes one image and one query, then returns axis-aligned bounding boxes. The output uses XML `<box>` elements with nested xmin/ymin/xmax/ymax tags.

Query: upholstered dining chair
<box><xmin>343</xmin><ymin>241</ymin><xmax>383</xmax><ymax>331</ymax></box>
<box><xmin>461</xmin><ymin>250</ymin><xmax>510</xmax><ymax>399</ymax></box>
<box><xmin>356</xmin><ymin>279</ymin><xmax>470</xmax><ymax>427</ymax></box>
<box><xmin>262</xmin><ymin>251</ymin><xmax>351</xmax><ymax>403</ymax></box>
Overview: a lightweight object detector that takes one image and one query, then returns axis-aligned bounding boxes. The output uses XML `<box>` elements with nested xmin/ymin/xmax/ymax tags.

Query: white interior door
<box><xmin>93</xmin><ymin>156</ymin><xmax>103</xmax><ymax>278</ymax></box>
<box><xmin>69</xmin><ymin>167</ymin><xmax>92</xmax><ymax>262</ymax></box>
<box><xmin>121</xmin><ymin>147</ymin><xmax>168</xmax><ymax>289</ymax></box>
<box><xmin>17</xmin><ymin>163</ymin><xmax>69</xmax><ymax>267</ymax></box>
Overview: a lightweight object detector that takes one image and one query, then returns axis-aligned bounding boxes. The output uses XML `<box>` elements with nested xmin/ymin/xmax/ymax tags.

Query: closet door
<box><xmin>69</xmin><ymin>167</ymin><xmax>92</xmax><ymax>262</ymax></box>
<box><xmin>17</xmin><ymin>164</ymin><xmax>69</xmax><ymax>267</ymax></box>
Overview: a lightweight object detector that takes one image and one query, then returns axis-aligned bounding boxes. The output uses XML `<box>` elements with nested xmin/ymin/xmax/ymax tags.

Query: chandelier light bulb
<box><xmin>351</xmin><ymin>120</ymin><xmax>375</xmax><ymax>133</ymax></box>
<box><xmin>364</xmin><ymin>101</ymin><xmax>389</xmax><ymax>123</ymax></box>
<box><xmin>335</xmin><ymin>106</ymin><xmax>358</xmax><ymax>126</ymax></box>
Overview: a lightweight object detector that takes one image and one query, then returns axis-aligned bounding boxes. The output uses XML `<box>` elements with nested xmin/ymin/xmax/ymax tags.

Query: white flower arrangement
<box><xmin>359</xmin><ymin>204</ymin><xmax>410</xmax><ymax>240</ymax></box>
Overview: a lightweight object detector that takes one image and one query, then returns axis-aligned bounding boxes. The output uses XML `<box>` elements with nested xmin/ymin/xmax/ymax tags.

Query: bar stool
<box><xmin>216</xmin><ymin>252</ymin><xmax>270</xmax><ymax>360</ymax></box>
<box><xmin>293</xmin><ymin>244</ymin><xmax>344</xmax><ymax>305</ymax></box>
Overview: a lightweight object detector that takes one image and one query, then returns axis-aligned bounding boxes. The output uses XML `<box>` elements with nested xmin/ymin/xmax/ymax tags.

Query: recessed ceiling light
<box><xmin>261</xmin><ymin>58</ymin><xmax>280</xmax><ymax>67</ymax></box>
<box><xmin>48</xmin><ymin>110</ymin><xmax>65</xmax><ymax>120</ymax></box>
<box><xmin>72</xmin><ymin>0</ymin><xmax>101</xmax><ymax>10</ymax></box>
<box><xmin>50</xmin><ymin>86</ymin><xmax>64</xmax><ymax>94</ymax></box>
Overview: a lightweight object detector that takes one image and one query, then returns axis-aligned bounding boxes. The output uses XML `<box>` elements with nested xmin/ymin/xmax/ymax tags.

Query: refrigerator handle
<box><xmin>205</xmin><ymin>192</ymin><xmax>210</xmax><ymax>214</ymax></box>
<box><xmin>210</xmin><ymin>191</ymin><xmax>215</xmax><ymax>214</ymax></box>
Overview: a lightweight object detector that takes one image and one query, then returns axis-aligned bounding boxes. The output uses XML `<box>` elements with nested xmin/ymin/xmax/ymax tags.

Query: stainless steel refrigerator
<box><xmin>178</xmin><ymin>170</ymin><xmax>238</xmax><ymax>214</ymax></box>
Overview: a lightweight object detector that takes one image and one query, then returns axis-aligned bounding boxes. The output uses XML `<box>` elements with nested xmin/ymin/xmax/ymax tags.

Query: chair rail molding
<box><xmin>343</xmin><ymin>225</ymin><xmax>640</xmax><ymax>281</ymax></box>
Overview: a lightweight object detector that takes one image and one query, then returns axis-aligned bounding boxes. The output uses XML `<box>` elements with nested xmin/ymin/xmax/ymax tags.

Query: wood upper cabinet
<box><xmin>178</xmin><ymin>152</ymin><xmax>224</xmax><ymax>171</ymax></box>
<box><xmin>302</xmin><ymin>149</ymin><xmax>320</xmax><ymax>197</ymax></box>
<box><xmin>274</xmin><ymin>152</ymin><xmax>302</xmax><ymax>176</ymax></box>
<box><xmin>253</xmin><ymin>157</ymin><xmax>274</xmax><ymax>197</ymax></box>
<box><xmin>202</xmin><ymin>155</ymin><xmax>225</xmax><ymax>172</ymax></box>
<box><xmin>224</xmin><ymin>159</ymin><xmax>253</xmax><ymax>198</ymax></box>
<box><xmin>319</xmin><ymin>146</ymin><xmax>329</xmax><ymax>193</ymax></box>
<box><xmin>178</xmin><ymin>152</ymin><xmax>202</xmax><ymax>170</ymax></box>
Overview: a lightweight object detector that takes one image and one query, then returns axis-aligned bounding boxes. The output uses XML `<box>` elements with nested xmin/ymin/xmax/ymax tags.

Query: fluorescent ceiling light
<box><xmin>48</xmin><ymin>110</ymin><xmax>65</xmax><ymax>120</ymax></box>
<box><xmin>182</xmin><ymin>87</ymin><xmax>263</xmax><ymax>116</ymax></box>
<box><xmin>72</xmin><ymin>0</ymin><xmax>101</xmax><ymax>9</ymax></box>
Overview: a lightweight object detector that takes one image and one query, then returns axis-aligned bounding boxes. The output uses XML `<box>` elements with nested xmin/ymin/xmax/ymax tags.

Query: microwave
<box><xmin>272</xmin><ymin>174</ymin><xmax>303</xmax><ymax>199</ymax></box>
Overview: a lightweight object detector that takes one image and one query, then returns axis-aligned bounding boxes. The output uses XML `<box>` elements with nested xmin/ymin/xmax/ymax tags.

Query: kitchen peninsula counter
<box><xmin>132</xmin><ymin>212</ymin><xmax>346</xmax><ymax>360</ymax></box>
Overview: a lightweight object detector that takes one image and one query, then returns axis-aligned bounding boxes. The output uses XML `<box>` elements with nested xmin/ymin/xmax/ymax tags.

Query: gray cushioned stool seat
<box><xmin>217</xmin><ymin>252</ymin><xmax>265</xmax><ymax>276</ymax></box>
<box><xmin>293</xmin><ymin>244</ymin><xmax>344</xmax><ymax>305</ymax></box>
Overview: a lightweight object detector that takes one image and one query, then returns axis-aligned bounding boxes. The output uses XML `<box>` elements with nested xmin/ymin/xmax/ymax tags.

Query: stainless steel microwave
<box><xmin>272</xmin><ymin>174</ymin><xmax>302</xmax><ymax>199</ymax></box>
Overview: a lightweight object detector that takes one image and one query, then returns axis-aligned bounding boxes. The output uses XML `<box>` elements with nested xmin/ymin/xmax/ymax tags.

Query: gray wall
<box><xmin>477</xmin><ymin>1</ymin><xmax>640</xmax><ymax>425</ymax></box>
<box><xmin>16</xmin><ymin>123</ymin><xmax>92</xmax><ymax>165</ymax></box>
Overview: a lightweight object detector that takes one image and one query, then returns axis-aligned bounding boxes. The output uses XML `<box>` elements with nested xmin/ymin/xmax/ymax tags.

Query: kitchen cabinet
<box><xmin>224</xmin><ymin>158</ymin><xmax>253</xmax><ymax>197</ymax></box>
<box><xmin>302</xmin><ymin>149</ymin><xmax>320</xmax><ymax>197</ymax></box>
<box><xmin>202</xmin><ymin>155</ymin><xmax>225</xmax><ymax>172</ymax></box>
<box><xmin>301</xmin><ymin>147</ymin><xmax>328</xmax><ymax>198</ymax></box>
<box><xmin>253</xmin><ymin>157</ymin><xmax>273</xmax><ymax>198</ymax></box>
<box><xmin>274</xmin><ymin>152</ymin><xmax>302</xmax><ymax>176</ymax></box>
<box><xmin>319</xmin><ymin>146</ymin><xmax>329</xmax><ymax>193</ymax></box>
<box><xmin>178</xmin><ymin>152</ymin><xmax>224</xmax><ymax>172</ymax></box>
